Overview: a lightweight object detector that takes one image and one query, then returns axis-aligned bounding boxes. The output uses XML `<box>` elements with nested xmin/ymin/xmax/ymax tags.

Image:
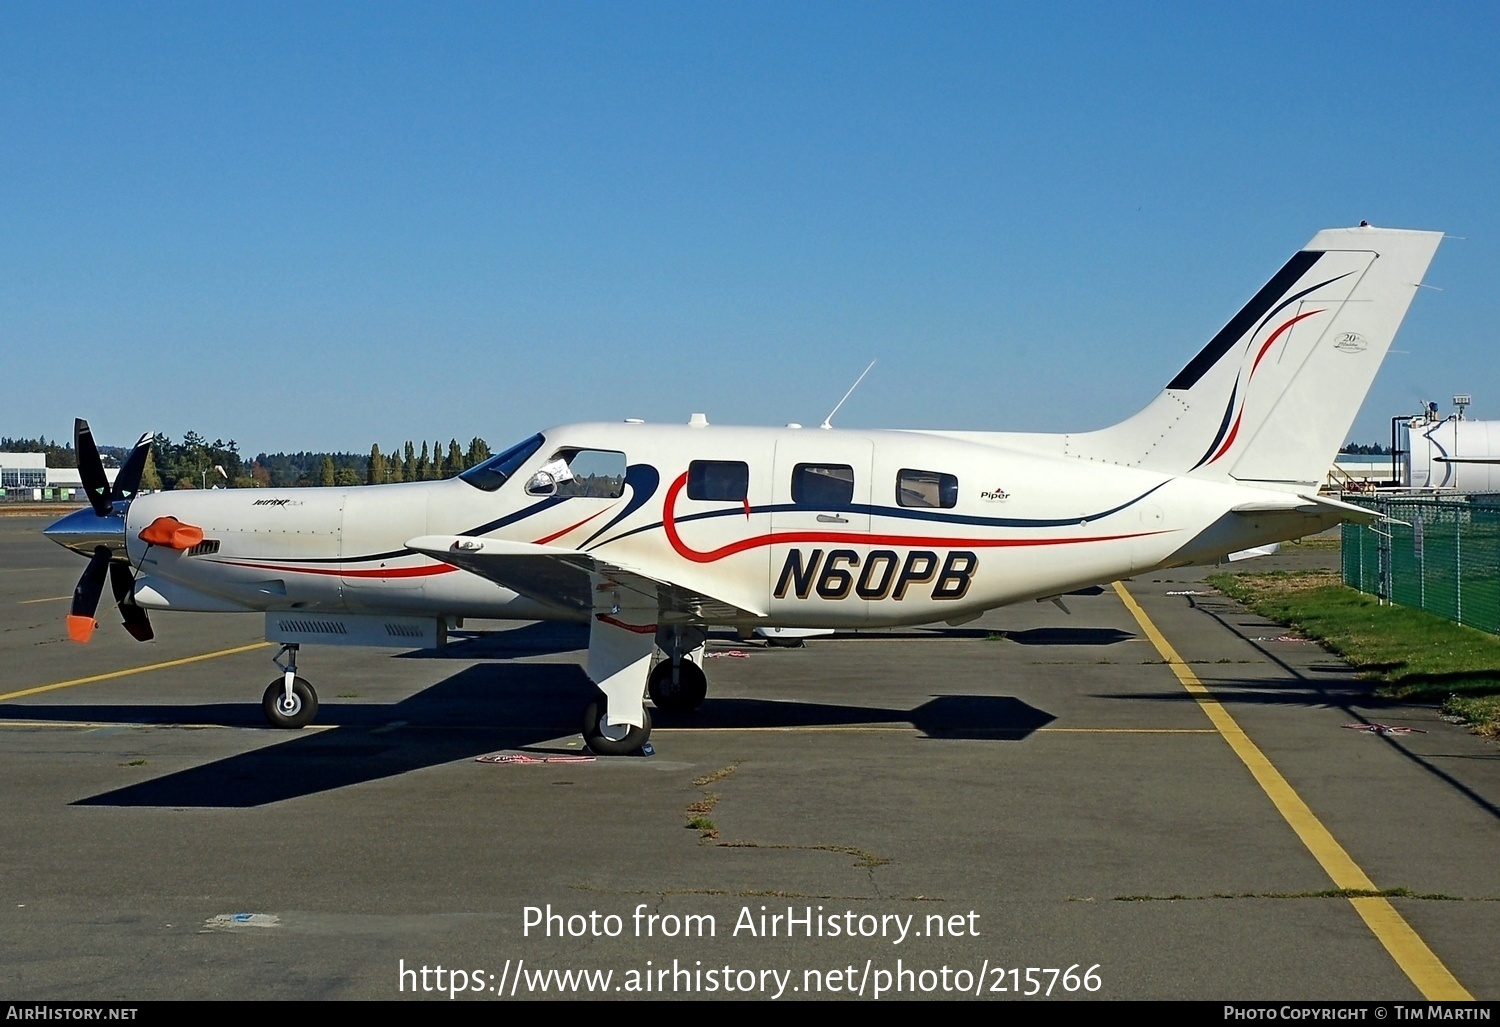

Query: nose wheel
<box><xmin>263</xmin><ymin>643</ymin><xmax>318</xmax><ymax>729</ymax></box>
<box><xmin>263</xmin><ymin>676</ymin><xmax>318</xmax><ymax>729</ymax></box>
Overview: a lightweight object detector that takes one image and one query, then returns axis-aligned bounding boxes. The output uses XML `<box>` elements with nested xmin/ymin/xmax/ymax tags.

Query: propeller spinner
<box><xmin>44</xmin><ymin>420</ymin><xmax>156</xmax><ymax>643</ymax></box>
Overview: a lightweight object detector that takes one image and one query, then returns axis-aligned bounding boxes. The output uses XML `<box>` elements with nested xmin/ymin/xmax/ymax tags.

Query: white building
<box><xmin>0</xmin><ymin>452</ymin><xmax>48</xmax><ymax>491</ymax></box>
<box><xmin>0</xmin><ymin>452</ymin><xmax>116</xmax><ymax>501</ymax></box>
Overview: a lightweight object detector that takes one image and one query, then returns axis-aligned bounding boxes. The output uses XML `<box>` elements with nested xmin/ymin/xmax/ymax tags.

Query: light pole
<box><xmin>202</xmin><ymin>465</ymin><xmax>227</xmax><ymax>490</ymax></box>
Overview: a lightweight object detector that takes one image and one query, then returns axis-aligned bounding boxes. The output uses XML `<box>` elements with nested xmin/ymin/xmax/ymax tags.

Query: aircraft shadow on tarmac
<box><xmin>1094</xmin><ymin>677</ymin><xmax>1394</xmax><ymax>709</ymax></box>
<box><xmin>0</xmin><ymin>661</ymin><xmax>1055</xmax><ymax>808</ymax></box>
<box><xmin>998</xmin><ymin>627</ymin><xmax>1135</xmax><ymax>646</ymax></box>
<box><xmin>1097</xmin><ymin>679</ymin><xmax>1500</xmax><ymax>823</ymax></box>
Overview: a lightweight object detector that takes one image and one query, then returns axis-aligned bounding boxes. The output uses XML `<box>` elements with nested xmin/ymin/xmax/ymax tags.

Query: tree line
<box><xmin>247</xmin><ymin>438</ymin><xmax>494</xmax><ymax>489</ymax></box>
<box><xmin>0</xmin><ymin>435</ymin><xmax>82</xmax><ymax>468</ymax></box>
<box><xmin>364</xmin><ymin>438</ymin><xmax>492</xmax><ymax>486</ymax></box>
<box><xmin>2</xmin><ymin>432</ymin><xmax>494</xmax><ymax>490</ymax></box>
<box><xmin>154</xmin><ymin>435</ymin><xmax>494</xmax><ymax>489</ymax></box>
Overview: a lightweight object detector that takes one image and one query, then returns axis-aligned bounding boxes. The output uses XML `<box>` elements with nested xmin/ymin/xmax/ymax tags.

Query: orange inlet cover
<box><xmin>139</xmin><ymin>516</ymin><xmax>206</xmax><ymax>550</ymax></box>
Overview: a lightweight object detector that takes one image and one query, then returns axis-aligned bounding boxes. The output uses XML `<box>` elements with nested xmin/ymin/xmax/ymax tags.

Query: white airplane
<box><xmin>45</xmin><ymin>225</ymin><xmax>1441</xmax><ymax>754</ymax></box>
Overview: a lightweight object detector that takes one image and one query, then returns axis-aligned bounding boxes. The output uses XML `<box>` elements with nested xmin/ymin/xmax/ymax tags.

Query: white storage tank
<box><xmin>1401</xmin><ymin>416</ymin><xmax>1500</xmax><ymax>491</ymax></box>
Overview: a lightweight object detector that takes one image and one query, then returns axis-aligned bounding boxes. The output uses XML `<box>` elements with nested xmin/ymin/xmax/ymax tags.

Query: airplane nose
<box><xmin>43</xmin><ymin>505</ymin><xmax>128</xmax><ymax>558</ymax></box>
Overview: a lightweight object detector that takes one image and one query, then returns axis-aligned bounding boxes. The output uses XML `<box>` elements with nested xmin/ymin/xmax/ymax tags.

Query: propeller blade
<box><xmin>74</xmin><ymin>418</ymin><xmax>112</xmax><ymax>517</ymax></box>
<box><xmin>111</xmin><ymin>432</ymin><xmax>153</xmax><ymax>504</ymax></box>
<box><xmin>68</xmin><ymin>547</ymin><xmax>111</xmax><ymax>642</ymax></box>
<box><xmin>109</xmin><ymin>561</ymin><xmax>154</xmax><ymax>642</ymax></box>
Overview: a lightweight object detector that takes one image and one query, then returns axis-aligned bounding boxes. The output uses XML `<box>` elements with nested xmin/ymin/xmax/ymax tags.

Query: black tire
<box><xmin>262</xmin><ymin>676</ymin><xmax>318</xmax><ymax>729</ymax></box>
<box><xmin>763</xmin><ymin>637</ymin><xmax>805</xmax><ymax>648</ymax></box>
<box><xmin>581</xmin><ymin>696</ymin><xmax>652</xmax><ymax>756</ymax></box>
<box><xmin>647</xmin><ymin>659</ymin><xmax>708</xmax><ymax>714</ymax></box>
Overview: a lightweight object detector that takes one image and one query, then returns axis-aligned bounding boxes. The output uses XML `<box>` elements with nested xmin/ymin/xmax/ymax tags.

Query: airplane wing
<box><xmin>404</xmin><ymin>535</ymin><xmax>767</xmax><ymax>622</ymax></box>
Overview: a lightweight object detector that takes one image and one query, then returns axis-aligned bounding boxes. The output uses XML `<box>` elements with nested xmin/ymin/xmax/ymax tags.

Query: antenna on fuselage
<box><xmin>819</xmin><ymin>359</ymin><xmax>876</xmax><ymax>430</ymax></box>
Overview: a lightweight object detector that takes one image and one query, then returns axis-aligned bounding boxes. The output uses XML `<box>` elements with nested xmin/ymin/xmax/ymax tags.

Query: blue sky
<box><xmin>3</xmin><ymin>2</ymin><xmax>1496</xmax><ymax>454</ymax></box>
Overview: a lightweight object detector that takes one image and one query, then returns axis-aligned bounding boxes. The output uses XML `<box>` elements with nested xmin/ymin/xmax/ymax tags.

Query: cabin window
<box><xmin>543</xmin><ymin>449</ymin><xmax>627</xmax><ymax>498</ymax></box>
<box><xmin>897</xmin><ymin>468</ymin><xmax>958</xmax><ymax>509</ymax></box>
<box><xmin>459</xmin><ymin>434</ymin><xmax>545</xmax><ymax>492</ymax></box>
<box><xmin>791</xmin><ymin>463</ymin><xmax>855</xmax><ymax>508</ymax></box>
<box><xmin>687</xmin><ymin>461</ymin><xmax>749</xmax><ymax>502</ymax></box>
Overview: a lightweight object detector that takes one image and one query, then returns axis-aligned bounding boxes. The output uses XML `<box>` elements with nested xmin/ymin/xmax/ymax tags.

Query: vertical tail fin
<box><xmin>1065</xmin><ymin>225</ymin><xmax>1442</xmax><ymax>489</ymax></box>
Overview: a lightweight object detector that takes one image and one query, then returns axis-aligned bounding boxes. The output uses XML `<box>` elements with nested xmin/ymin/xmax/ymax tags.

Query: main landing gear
<box><xmin>647</xmin><ymin>625</ymin><xmax>708</xmax><ymax>714</ymax></box>
<box><xmin>262</xmin><ymin>643</ymin><xmax>319</xmax><ymax>729</ymax></box>
<box><xmin>581</xmin><ymin>698</ymin><xmax>652</xmax><ymax>756</ymax></box>
<box><xmin>647</xmin><ymin>659</ymin><xmax>707</xmax><ymax>714</ymax></box>
<box><xmin>580</xmin><ymin>617</ymin><xmax>712</xmax><ymax>756</ymax></box>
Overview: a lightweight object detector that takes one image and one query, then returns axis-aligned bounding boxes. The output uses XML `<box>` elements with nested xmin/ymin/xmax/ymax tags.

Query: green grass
<box><xmin>1207</xmin><ymin>569</ymin><xmax>1500</xmax><ymax>736</ymax></box>
<box><xmin>1287</xmin><ymin>535</ymin><xmax>1342</xmax><ymax>551</ymax></box>
<box><xmin>692</xmin><ymin>764</ymin><xmax>738</xmax><ymax>787</ymax></box>
<box><xmin>1444</xmin><ymin>694</ymin><xmax>1500</xmax><ymax>736</ymax></box>
<box><xmin>685</xmin><ymin>777</ymin><xmax>726</xmax><ymax>840</ymax></box>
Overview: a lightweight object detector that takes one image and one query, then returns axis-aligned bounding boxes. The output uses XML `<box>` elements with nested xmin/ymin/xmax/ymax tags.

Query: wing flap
<box><xmin>405</xmin><ymin>536</ymin><xmax>767</xmax><ymax>621</ymax></box>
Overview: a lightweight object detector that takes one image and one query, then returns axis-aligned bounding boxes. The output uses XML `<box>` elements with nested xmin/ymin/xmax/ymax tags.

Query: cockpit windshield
<box><xmin>458</xmin><ymin>433</ymin><xmax>545</xmax><ymax>492</ymax></box>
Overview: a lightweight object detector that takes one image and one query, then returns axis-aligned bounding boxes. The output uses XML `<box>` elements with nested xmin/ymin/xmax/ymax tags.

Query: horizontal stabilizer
<box><xmin>1230</xmin><ymin>499</ymin><xmax>1325</xmax><ymax>515</ymax></box>
<box><xmin>1227</xmin><ymin>543</ymin><xmax>1281</xmax><ymax>562</ymax></box>
<box><xmin>1230</xmin><ymin>493</ymin><xmax>1383</xmax><ymax>524</ymax></box>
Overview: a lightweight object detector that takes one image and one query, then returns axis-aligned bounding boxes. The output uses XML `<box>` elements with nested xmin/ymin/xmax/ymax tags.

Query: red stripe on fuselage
<box><xmin>533</xmin><ymin>505</ymin><xmax>613</xmax><ymax>545</ymax></box>
<box><xmin>214</xmin><ymin>559</ymin><xmax>459</xmax><ymax>578</ymax></box>
<box><xmin>660</xmin><ymin>473</ymin><xmax>1160</xmax><ymax>564</ymax></box>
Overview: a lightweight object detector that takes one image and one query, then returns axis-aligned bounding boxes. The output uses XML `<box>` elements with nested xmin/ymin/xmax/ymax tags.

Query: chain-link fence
<box><xmin>1342</xmin><ymin>496</ymin><xmax>1500</xmax><ymax>634</ymax></box>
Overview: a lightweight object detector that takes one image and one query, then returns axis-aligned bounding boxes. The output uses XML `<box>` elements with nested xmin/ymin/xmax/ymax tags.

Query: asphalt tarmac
<box><xmin>1</xmin><ymin>517</ymin><xmax>1496</xmax><ymax>1001</ymax></box>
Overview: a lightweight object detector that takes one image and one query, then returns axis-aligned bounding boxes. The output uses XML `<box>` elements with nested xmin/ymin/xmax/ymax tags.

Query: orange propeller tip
<box><xmin>66</xmin><ymin>615</ymin><xmax>97</xmax><ymax>643</ymax></box>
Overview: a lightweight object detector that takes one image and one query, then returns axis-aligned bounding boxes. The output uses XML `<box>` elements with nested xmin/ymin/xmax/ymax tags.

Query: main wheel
<box><xmin>581</xmin><ymin>696</ymin><xmax>652</xmax><ymax>756</ymax></box>
<box><xmin>647</xmin><ymin>659</ymin><xmax>708</xmax><ymax>713</ymax></box>
<box><xmin>262</xmin><ymin>677</ymin><xmax>318</xmax><ymax>729</ymax></box>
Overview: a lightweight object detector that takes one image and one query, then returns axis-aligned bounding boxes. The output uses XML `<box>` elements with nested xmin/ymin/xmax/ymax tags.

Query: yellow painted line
<box><xmin>1112</xmin><ymin>581</ymin><xmax>1470</xmax><ymax>1001</ymax></box>
<box><xmin>0</xmin><ymin>642</ymin><xmax>273</xmax><ymax>703</ymax></box>
<box><xmin>0</xmin><ymin>720</ymin><xmax>334</xmax><ymax>732</ymax></box>
<box><xmin>0</xmin><ymin>720</ymin><xmax>224</xmax><ymax>730</ymax></box>
<box><xmin>18</xmin><ymin>595</ymin><xmax>71</xmax><ymax>605</ymax></box>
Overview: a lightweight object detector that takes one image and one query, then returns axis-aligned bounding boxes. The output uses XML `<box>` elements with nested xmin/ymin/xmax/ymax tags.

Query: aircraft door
<box><xmin>769</xmin><ymin>435</ymin><xmax>873</xmax><ymax>626</ymax></box>
<box><xmin>341</xmin><ymin>487</ymin><xmax>430</xmax><ymax>611</ymax></box>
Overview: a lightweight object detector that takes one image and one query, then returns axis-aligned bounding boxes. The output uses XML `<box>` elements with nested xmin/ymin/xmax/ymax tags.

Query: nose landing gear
<box><xmin>262</xmin><ymin>643</ymin><xmax>319</xmax><ymax>729</ymax></box>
